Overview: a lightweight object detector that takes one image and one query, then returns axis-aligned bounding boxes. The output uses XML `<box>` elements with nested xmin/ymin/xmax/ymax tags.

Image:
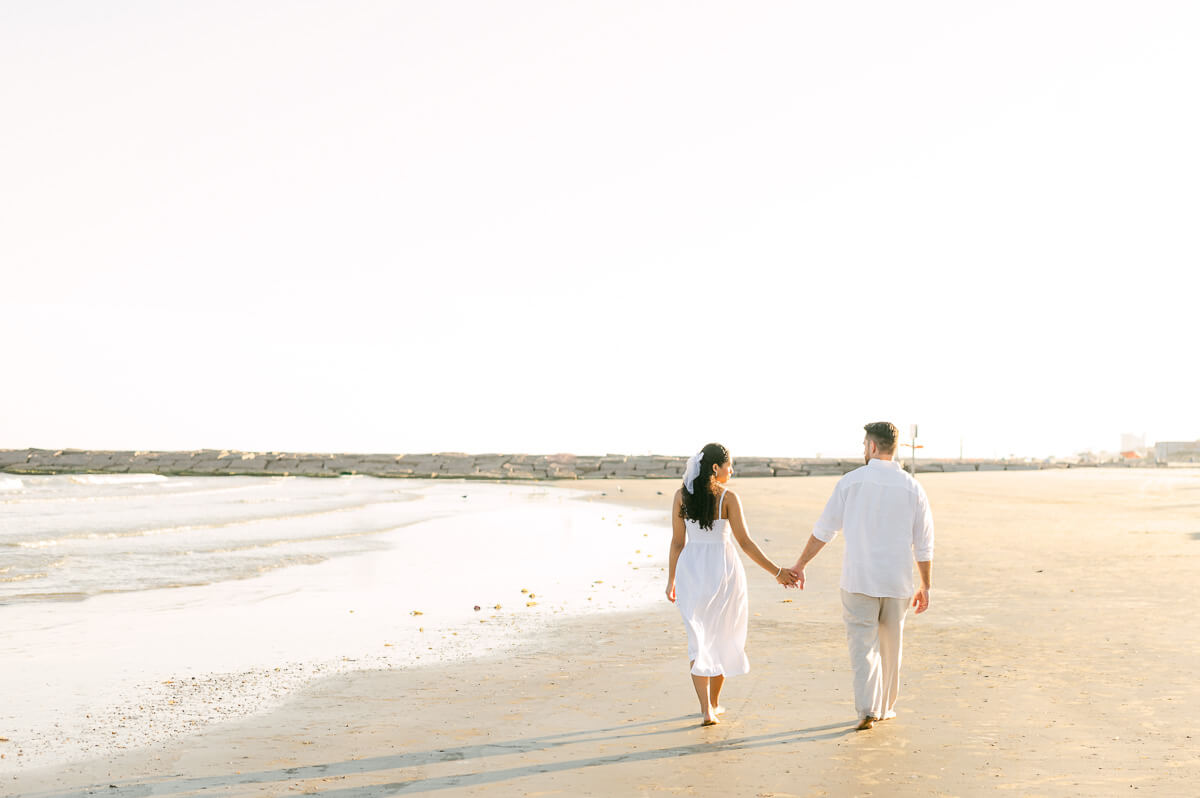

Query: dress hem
<box><xmin>689</xmin><ymin>665</ymin><xmax>750</xmax><ymax>678</ymax></box>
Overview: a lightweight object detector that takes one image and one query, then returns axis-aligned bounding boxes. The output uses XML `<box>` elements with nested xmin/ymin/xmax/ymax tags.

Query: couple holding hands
<box><xmin>666</xmin><ymin>422</ymin><xmax>935</xmax><ymax>729</ymax></box>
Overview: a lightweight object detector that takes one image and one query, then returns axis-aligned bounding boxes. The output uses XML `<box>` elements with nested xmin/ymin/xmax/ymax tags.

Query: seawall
<box><xmin>0</xmin><ymin>449</ymin><xmax>1159</xmax><ymax>480</ymax></box>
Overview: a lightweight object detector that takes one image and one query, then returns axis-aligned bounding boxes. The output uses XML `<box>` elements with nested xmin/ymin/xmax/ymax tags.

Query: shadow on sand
<box><xmin>20</xmin><ymin>716</ymin><xmax>855</xmax><ymax>798</ymax></box>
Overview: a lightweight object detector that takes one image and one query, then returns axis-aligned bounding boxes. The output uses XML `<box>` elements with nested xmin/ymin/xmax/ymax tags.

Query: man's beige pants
<box><xmin>841</xmin><ymin>589</ymin><xmax>910</xmax><ymax>721</ymax></box>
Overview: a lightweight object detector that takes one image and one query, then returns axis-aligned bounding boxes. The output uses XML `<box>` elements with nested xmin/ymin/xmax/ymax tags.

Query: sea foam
<box><xmin>68</xmin><ymin>473</ymin><xmax>169</xmax><ymax>485</ymax></box>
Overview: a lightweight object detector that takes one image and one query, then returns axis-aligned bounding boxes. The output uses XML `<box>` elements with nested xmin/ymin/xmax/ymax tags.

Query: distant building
<box><xmin>1154</xmin><ymin>441</ymin><xmax>1200</xmax><ymax>463</ymax></box>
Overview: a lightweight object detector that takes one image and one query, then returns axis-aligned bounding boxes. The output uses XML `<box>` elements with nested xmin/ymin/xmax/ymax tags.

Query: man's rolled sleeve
<box><xmin>912</xmin><ymin>487</ymin><xmax>935</xmax><ymax>561</ymax></box>
<box><xmin>812</xmin><ymin>481</ymin><xmax>846</xmax><ymax>543</ymax></box>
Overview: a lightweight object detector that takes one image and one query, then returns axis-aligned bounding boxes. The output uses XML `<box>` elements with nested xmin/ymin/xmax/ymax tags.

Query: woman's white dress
<box><xmin>675</xmin><ymin>489</ymin><xmax>750</xmax><ymax>677</ymax></box>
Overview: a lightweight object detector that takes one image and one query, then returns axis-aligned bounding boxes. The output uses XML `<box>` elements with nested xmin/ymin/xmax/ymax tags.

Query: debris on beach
<box><xmin>494</xmin><ymin>604</ymin><xmax>502</xmax><ymax>609</ymax></box>
<box><xmin>410</xmin><ymin>610</ymin><xmax>424</xmax><ymax>616</ymax></box>
<box><xmin>520</xmin><ymin>588</ymin><xmax>529</xmax><ymax>594</ymax></box>
<box><xmin>529</xmin><ymin>593</ymin><xmax>536</xmax><ymax>598</ymax></box>
<box><xmin>473</xmin><ymin>605</ymin><xmax>481</xmax><ymax>611</ymax></box>
<box><xmin>526</xmin><ymin>601</ymin><xmax>537</xmax><ymax>607</ymax></box>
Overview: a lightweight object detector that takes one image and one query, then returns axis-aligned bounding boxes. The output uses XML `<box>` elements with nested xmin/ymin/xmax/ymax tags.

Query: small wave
<box><xmin>2</xmin><ymin>479</ymin><xmax>269</xmax><ymax>505</ymax></box>
<box><xmin>0</xmin><ymin>477</ymin><xmax>23</xmax><ymax>492</ymax></box>
<box><xmin>0</xmin><ymin>591</ymin><xmax>88</xmax><ymax>603</ymax></box>
<box><xmin>13</xmin><ymin>497</ymin><xmax>419</xmax><ymax>549</ymax></box>
<box><xmin>0</xmin><ymin>571</ymin><xmax>48</xmax><ymax>583</ymax></box>
<box><xmin>69</xmin><ymin>474</ymin><xmax>169</xmax><ymax>486</ymax></box>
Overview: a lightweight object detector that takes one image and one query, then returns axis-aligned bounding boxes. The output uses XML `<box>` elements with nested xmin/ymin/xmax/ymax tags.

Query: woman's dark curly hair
<box><xmin>679</xmin><ymin>442</ymin><xmax>729</xmax><ymax>531</ymax></box>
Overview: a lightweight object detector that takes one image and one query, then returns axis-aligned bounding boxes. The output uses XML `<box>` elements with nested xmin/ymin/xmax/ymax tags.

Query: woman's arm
<box><xmin>726</xmin><ymin>492</ymin><xmax>797</xmax><ymax>586</ymax></box>
<box><xmin>666</xmin><ymin>489</ymin><xmax>686</xmax><ymax>602</ymax></box>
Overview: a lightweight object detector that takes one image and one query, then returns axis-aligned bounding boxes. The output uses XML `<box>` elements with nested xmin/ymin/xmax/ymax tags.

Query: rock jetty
<box><xmin>0</xmin><ymin>449</ymin><xmax>1153</xmax><ymax>480</ymax></box>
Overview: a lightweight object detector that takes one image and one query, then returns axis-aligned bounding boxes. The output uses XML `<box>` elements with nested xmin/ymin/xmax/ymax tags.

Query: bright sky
<box><xmin>3</xmin><ymin>2</ymin><xmax>1197</xmax><ymax>460</ymax></box>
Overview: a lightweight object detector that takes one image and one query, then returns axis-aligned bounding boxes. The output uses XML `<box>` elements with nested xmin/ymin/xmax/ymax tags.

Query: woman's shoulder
<box><xmin>722</xmin><ymin>487</ymin><xmax>742</xmax><ymax>507</ymax></box>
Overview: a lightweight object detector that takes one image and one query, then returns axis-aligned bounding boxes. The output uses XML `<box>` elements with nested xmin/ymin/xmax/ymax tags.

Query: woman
<box><xmin>666</xmin><ymin>442</ymin><xmax>797</xmax><ymax>726</ymax></box>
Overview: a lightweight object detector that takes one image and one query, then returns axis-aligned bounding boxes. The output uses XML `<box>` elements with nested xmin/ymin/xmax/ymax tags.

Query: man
<box><xmin>792</xmin><ymin>421</ymin><xmax>934</xmax><ymax>730</ymax></box>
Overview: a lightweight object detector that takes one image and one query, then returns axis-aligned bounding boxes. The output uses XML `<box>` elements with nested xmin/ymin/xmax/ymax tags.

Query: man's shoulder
<box><xmin>835</xmin><ymin>464</ymin><xmax>872</xmax><ymax>489</ymax></box>
<box><xmin>894</xmin><ymin>469</ymin><xmax>929</xmax><ymax>499</ymax></box>
<box><xmin>844</xmin><ymin>462</ymin><xmax>924</xmax><ymax>493</ymax></box>
<box><xmin>836</xmin><ymin>464</ymin><xmax>866</xmax><ymax>479</ymax></box>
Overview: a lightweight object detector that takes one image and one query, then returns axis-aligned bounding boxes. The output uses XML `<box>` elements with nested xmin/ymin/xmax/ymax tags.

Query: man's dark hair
<box><xmin>864</xmin><ymin>421</ymin><xmax>899</xmax><ymax>453</ymax></box>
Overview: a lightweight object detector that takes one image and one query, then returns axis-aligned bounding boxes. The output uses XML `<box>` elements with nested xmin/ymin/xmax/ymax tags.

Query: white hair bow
<box><xmin>682</xmin><ymin>451</ymin><xmax>704</xmax><ymax>494</ymax></box>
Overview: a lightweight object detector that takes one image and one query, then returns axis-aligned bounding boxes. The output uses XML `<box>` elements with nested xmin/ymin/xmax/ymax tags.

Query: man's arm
<box><xmin>790</xmin><ymin>534</ymin><xmax>828</xmax><ymax>590</ymax></box>
<box><xmin>912</xmin><ymin>487</ymin><xmax>934</xmax><ymax>613</ymax></box>
<box><xmin>913</xmin><ymin>560</ymin><xmax>932</xmax><ymax>613</ymax></box>
<box><xmin>792</xmin><ymin>481</ymin><xmax>845</xmax><ymax>589</ymax></box>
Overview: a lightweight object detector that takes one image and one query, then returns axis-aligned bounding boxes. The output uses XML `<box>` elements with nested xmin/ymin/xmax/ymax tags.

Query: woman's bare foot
<box><xmin>712</xmin><ymin>705</ymin><xmax>726</xmax><ymax>716</ymax></box>
<box><xmin>701</xmin><ymin>712</ymin><xmax>720</xmax><ymax>726</ymax></box>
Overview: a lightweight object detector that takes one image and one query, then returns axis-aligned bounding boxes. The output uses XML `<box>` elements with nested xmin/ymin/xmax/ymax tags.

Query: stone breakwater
<box><xmin>0</xmin><ymin>449</ymin><xmax>1152</xmax><ymax>480</ymax></box>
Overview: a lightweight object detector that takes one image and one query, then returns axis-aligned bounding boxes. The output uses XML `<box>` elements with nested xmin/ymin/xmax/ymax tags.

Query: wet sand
<box><xmin>7</xmin><ymin>469</ymin><xmax>1200</xmax><ymax>797</ymax></box>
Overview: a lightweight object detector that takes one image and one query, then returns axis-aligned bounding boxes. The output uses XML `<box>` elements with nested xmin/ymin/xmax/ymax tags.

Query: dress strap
<box><xmin>718</xmin><ymin>488</ymin><xmax>727</xmax><ymax>518</ymax></box>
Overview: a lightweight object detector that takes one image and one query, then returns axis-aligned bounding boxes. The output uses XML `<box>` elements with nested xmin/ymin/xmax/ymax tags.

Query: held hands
<box><xmin>775</xmin><ymin>567</ymin><xmax>800</xmax><ymax>588</ymax></box>
<box><xmin>790</xmin><ymin>561</ymin><xmax>807</xmax><ymax>590</ymax></box>
<box><xmin>912</xmin><ymin>587</ymin><xmax>930</xmax><ymax>614</ymax></box>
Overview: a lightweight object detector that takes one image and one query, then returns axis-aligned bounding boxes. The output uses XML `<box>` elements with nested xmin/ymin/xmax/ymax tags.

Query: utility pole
<box><xmin>902</xmin><ymin>424</ymin><xmax>922</xmax><ymax>474</ymax></box>
<box><xmin>911</xmin><ymin>424</ymin><xmax>918</xmax><ymax>474</ymax></box>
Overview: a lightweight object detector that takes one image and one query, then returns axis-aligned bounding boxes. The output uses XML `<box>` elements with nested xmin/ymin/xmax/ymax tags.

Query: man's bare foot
<box><xmin>855</xmin><ymin>716</ymin><xmax>876</xmax><ymax>731</ymax></box>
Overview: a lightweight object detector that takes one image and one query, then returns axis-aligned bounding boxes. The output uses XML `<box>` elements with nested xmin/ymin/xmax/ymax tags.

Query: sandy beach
<box><xmin>6</xmin><ymin>468</ymin><xmax>1199</xmax><ymax>797</ymax></box>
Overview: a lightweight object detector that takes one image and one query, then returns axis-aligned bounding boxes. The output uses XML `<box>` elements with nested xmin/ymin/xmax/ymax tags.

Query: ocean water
<box><xmin>0</xmin><ymin>474</ymin><xmax>669</xmax><ymax>770</ymax></box>
<box><xmin>0</xmin><ymin>474</ymin><xmax>444</xmax><ymax>603</ymax></box>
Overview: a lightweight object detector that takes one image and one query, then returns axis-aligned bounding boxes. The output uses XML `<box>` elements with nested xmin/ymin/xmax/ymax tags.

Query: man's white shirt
<box><xmin>812</xmin><ymin>458</ymin><xmax>934</xmax><ymax>599</ymax></box>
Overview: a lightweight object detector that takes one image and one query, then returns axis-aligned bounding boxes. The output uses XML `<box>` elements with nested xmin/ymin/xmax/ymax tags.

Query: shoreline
<box><xmin>0</xmin><ymin>448</ymin><xmax>1170</xmax><ymax>481</ymax></box>
<box><xmin>0</xmin><ymin>478</ymin><xmax>669</xmax><ymax>774</ymax></box>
